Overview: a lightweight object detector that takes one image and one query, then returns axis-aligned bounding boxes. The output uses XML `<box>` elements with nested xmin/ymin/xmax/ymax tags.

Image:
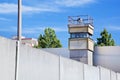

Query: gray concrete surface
<box><xmin>111</xmin><ymin>71</ymin><xmax>117</xmax><ymax>80</ymax></box>
<box><xmin>0</xmin><ymin>37</ymin><xmax>16</xmax><ymax>80</ymax></box>
<box><xmin>18</xmin><ymin>45</ymin><xmax>59</xmax><ymax>80</ymax></box>
<box><xmin>0</xmin><ymin>37</ymin><xmax>120</xmax><ymax>80</ymax></box>
<box><xmin>84</xmin><ymin>64</ymin><xmax>99</xmax><ymax>80</ymax></box>
<box><xmin>60</xmin><ymin>56</ymin><xmax>84</xmax><ymax>80</ymax></box>
<box><xmin>99</xmin><ymin>67</ymin><xmax>111</xmax><ymax>80</ymax></box>
<box><xmin>41</xmin><ymin>48</ymin><xmax>70</xmax><ymax>58</ymax></box>
<box><xmin>117</xmin><ymin>73</ymin><xmax>120</xmax><ymax>80</ymax></box>
<box><xmin>94</xmin><ymin>46</ymin><xmax>120</xmax><ymax>72</ymax></box>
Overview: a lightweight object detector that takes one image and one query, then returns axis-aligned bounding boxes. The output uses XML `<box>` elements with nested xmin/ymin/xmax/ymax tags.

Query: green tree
<box><xmin>37</xmin><ymin>28</ymin><xmax>62</xmax><ymax>48</ymax></box>
<box><xmin>96</xmin><ymin>28</ymin><xmax>115</xmax><ymax>46</ymax></box>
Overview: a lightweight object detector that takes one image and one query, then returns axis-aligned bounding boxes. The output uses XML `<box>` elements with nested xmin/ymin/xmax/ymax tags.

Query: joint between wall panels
<box><xmin>99</xmin><ymin>67</ymin><xmax>101</xmax><ymax>80</ymax></box>
<box><xmin>83</xmin><ymin>64</ymin><xmax>85</xmax><ymax>80</ymax></box>
<box><xmin>110</xmin><ymin>70</ymin><xmax>111</xmax><ymax>80</ymax></box>
<box><xmin>116</xmin><ymin>73</ymin><xmax>118</xmax><ymax>80</ymax></box>
<box><xmin>59</xmin><ymin>56</ymin><xmax>61</xmax><ymax>80</ymax></box>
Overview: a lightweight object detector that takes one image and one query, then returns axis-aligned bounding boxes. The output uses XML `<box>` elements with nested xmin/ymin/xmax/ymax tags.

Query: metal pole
<box><xmin>17</xmin><ymin>0</ymin><xmax>22</xmax><ymax>41</ymax></box>
<box><xmin>15</xmin><ymin>41</ymin><xmax>20</xmax><ymax>80</ymax></box>
<box><xmin>15</xmin><ymin>0</ymin><xmax>22</xmax><ymax>80</ymax></box>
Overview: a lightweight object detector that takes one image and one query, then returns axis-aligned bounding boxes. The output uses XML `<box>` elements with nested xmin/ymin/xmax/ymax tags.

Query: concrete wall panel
<box><xmin>88</xmin><ymin>38</ymin><xmax>94</xmax><ymax>51</ymax></box>
<box><xmin>84</xmin><ymin>64</ymin><xmax>99</xmax><ymax>80</ymax></box>
<box><xmin>88</xmin><ymin>51</ymin><xmax>93</xmax><ymax>65</ymax></box>
<box><xmin>111</xmin><ymin>71</ymin><xmax>117</xmax><ymax>80</ymax></box>
<box><xmin>0</xmin><ymin>37</ymin><xmax>16</xmax><ymax>80</ymax></box>
<box><xmin>18</xmin><ymin>45</ymin><xmax>59</xmax><ymax>80</ymax></box>
<box><xmin>117</xmin><ymin>73</ymin><xmax>120</xmax><ymax>80</ymax></box>
<box><xmin>69</xmin><ymin>27</ymin><xmax>88</xmax><ymax>33</ymax></box>
<box><xmin>100</xmin><ymin>67</ymin><xmax>111</xmax><ymax>80</ymax></box>
<box><xmin>94</xmin><ymin>46</ymin><xmax>120</xmax><ymax>72</ymax></box>
<box><xmin>60</xmin><ymin>56</ymin><xmax>84</xmax><ymax>80</ymax></box>
<box><xmin>69</xmin><ymin>39</ymin><xmax>87</xmax><ymax>49</ymax></box>
<box><xmin>41</xmin><ymin>48</ymin><xmax>69</xmax><ymax>58</ymax></box>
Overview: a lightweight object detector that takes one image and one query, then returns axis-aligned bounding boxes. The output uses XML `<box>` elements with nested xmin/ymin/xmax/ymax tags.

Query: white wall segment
<box><xmin>99</xmin><ymin>67</ymin><xmax>111</xmax><ymax>80</ymax></box>
<box><xmin>94</xmin><ymin>46</ymin><xmax>120</xmax><ymax>72</ymax></box>
<box><xmin>84</xmin><ymin>64</ymin><xmax>99</xmax><ymax>80</ymax></box>
<box><xmin>117</xmin><ymin>73</ymin><xmax>120</xmax><ymax>80</ymax></box>
<box><xmin>60</xmin><ymin>56</ymin><xmax>84</xmax><ymax>80</ymax></box>
<box><xmin>111</xmin><ymin>71</ymin><xmax>117</xmax><ymax>80</ymax></box>
<box><xmin>18</xmin><ymin>45</ymin><xmax>59</xmax><ymax>80</ymax></box>
<box><xmin>0</xmin><ymin>37</ymin><xmax>16</xmax><ymax>80</ymax></box>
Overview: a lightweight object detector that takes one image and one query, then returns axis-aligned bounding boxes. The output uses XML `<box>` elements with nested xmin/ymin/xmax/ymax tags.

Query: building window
<box><xmin>70</xmin><ymin>33</ymin><xmax>91</xmax><ymax>38</ymax></box>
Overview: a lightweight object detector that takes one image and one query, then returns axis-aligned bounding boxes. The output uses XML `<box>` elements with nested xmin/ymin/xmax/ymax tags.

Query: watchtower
<box><xmin>68</xmin><ymin>15</ymin><xmax>94</xmax><ymax>65</ymax></box>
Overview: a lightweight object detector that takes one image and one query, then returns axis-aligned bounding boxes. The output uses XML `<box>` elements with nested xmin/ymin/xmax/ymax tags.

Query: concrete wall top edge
<box><xmin>84</xmin><ymin>63</ymin><xmax>99</xmax><ymax>69</ymax></box>
<box><xmin>40</xmin><ymin>48</ymin><xmax>70</xmax><ymax>58</ymax></box>
<box><xmin>95</xmin><ymin>46</ymin><xmax>120</xmax><ymax>48</ymax></box>
<box><xmin>0</xmin><ymin>36</ymin><xmax>16</xmax><ymax>43</ymax></box>
<box><xmin>60</xmin><ymin>56</ymin><xmax>84</xmax><ymax>65</ymax></box>
<box><xmin>20</xmin><ymin>44</ymin><xmax>60</xmax><ymax>58</ymax></box>
<box><xmin>94</xmin><ymin>46</ymin><xmax>120</xmax><ymax>55</ymax></box>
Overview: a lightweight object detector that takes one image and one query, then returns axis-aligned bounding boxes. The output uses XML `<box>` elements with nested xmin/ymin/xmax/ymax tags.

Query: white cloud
<box><xmin>109</xmin><ymin>26</ymin><xmax>120</xmax><ymax>31</ymax></box>
<box><xmin>0</xmin><ymin>0</ymin><xmax>96</xmax><ymax>14</ymax></box>
<box><xmin>0</xmin><ymin>3</ymin><xmax>60</xmax><ymax>14</ymax></box>
<box><xmin>22</xmin><ymin>26</ymin><xmax>67</xmax><ymax>34</ymax></box>
<box><xmin>0</xmin><ymin>26</ymin><xmax>16</xmax><ymax>32</ymax></box>
<box><xmin>52</xmin><ymin>27</ymin><xmax>67</xmax><ymax>32</ymax></box>
<box><xmin>0</xmin><ymin>3</ymin><xmax>17</xmax><ymax>13</ymax></box>
<box><xmin>55</xmin><ymin>0</ymin><xmax>96</xmax><ymax>7</ymax></box>
<box><xmin>22</xmin><ymin>5</ymin><xmax>60</xmax><ymax>13</ymax></box>
<box><xmin>0</xmin><ymin>17</ymin><xmax>11</xmax><ymax>21</ymax></box>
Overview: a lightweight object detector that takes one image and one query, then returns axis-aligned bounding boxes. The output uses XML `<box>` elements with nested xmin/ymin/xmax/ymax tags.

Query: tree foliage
<box><xmin>37</xmin><ymin>28</ymin><xmax>62</xmax><ymax>48</ymax></box>
<box><xmin>96</xmin><ymin>28</ymin><xmax>115</xmax><ymax>46</ymax></box>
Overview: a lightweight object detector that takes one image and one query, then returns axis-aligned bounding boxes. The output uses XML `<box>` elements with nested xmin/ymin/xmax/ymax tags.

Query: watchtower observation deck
<box><xmin>68</xmin><ymin>15</ymin><xmax>94</xmax><ymax>35</ymax></box>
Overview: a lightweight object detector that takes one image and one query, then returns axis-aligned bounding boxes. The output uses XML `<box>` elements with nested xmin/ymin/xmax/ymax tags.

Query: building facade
<box><xmin>12</xmin><ymin>36</ymin><xmax>38</xmax><ymax>47</ymax></box>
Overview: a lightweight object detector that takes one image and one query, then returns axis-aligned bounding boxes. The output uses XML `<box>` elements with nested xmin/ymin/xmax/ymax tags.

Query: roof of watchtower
<box><xmin>68</xmin><ymin>15</ymin><xmax>93</xmax><ymax>27</ymax></box>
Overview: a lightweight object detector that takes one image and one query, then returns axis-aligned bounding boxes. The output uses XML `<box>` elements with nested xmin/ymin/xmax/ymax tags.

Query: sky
<box><xmin>0</xmin><ymin>0</ymin><xmax>120</xmax><ymax>47</ymax></box>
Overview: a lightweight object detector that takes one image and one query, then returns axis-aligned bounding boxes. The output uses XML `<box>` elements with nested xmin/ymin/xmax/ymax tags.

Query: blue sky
<box><xmin>0</xmin><ymin>0</ymin><xmax>120</xmax><ymax>47</ymax></box>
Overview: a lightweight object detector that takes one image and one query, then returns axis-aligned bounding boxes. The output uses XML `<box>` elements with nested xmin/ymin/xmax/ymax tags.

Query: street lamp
<box><xmin>15</xmin><ymin>0</ymin><xmax>22</xmax><ymax>80</ymax></box>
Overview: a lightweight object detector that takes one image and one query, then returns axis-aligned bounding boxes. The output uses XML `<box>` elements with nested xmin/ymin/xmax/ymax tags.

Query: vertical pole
<box><xmin>15</xmin><ymin>0</ymin><xmax>22</xmax><ymax>80</ymax></box>
<box><xmin>15</xmin><ymin>41</ymin><xmax>20</xmax><ymax>80</ymax></box>
<box><xmin>18</xmin><ymin>0</ymin><xmax>22</xmax><ymax>41</ymax></box>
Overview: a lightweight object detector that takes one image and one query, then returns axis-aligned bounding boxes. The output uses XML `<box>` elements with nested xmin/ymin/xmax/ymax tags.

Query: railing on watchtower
<box><xmin>68</xmin><ymin>15</ymin><xmax>93</xmax><ymax>26</ymax></box>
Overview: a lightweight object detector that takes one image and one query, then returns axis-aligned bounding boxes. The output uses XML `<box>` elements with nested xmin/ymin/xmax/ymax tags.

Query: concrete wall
<box><xmin>88</xmin><ymin>38</ymin><xmax>94</xmax><ymax>51</ymax></box>
<box><xmin>94</xmin><ymin>46</ymin><xmax>120</xmax><ymax>72</ymax></box>
<box><xmin>99</xmin><ymin>67</ymin><xmax>111</xmax><ymax>80</ymax></box>
<box><xmin>0</xmin><ymin>37</ymin><xmax>16</xmax><ymax>80</ymax></box>
<box><xmin>0</xmin><ymin>37</ymin><xmax>120</xmax><ymax>80</ymax></box>
<box><xmin>70</xmin><ymin>50</ymin><xmax>88</xmax><ymax>62</ymax></box>
<box><xmin>18</xmin><ymin>45</ymin><xmax>59</xmax><ymax>80</ymax></box>
<box><xmin>60</xmin><ymin>56</ymin><xmax>84</xmax><ymax>80</ymax></box>
<box><xmin>68</xmin><ymin>25</ymin><xmax>94</xmax><ymax>35</ymax></box>
<box><xmin>111</xmin><ymin>71</ymin><xmax>117</xmax><ymax>80</ymax></box>
<box><xmin>70</xmin><ymin>50</ymin><xmax>93</xmax><ymax>65</ymax></box>
<box><xmin>69</xmin><ymin>38</ymin><xmax>87</xmax><ymax>49</ymax></box>
<box><xmin>117</xmin><ymin>73</ymin><xmax>120</xmax><ymax>80</ymax></box>
<box><xmin>41</xmin><ymin>48</ymin><xmax>69</xmax><ymax>58</ymax></box>
<box><xmin>84</xmin><ymin>64</ymin><xmax>99</xmax><ymax>80</ymax></box>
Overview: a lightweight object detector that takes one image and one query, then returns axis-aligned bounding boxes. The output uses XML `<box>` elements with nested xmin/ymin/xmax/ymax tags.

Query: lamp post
<box><xmin>17</xmin><ymin>0</ymin><xmax>22</xmax><ymax>41</ymax></box>
<box><xmin>15</xmin><ymin>0</ymin><xmax>22</xmax><ymax>80</ymax></box>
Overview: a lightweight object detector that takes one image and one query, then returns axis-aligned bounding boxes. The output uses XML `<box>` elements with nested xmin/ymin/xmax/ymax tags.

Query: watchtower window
<box><xmin>70</xmin><ymin>33</ymin><xmax>91</xmax><ymax>38</ymax></box>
